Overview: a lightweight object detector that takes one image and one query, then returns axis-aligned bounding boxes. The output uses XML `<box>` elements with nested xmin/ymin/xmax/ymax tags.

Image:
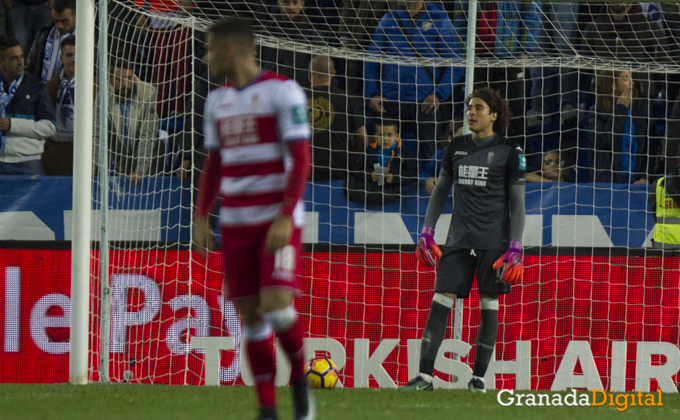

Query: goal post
<box><xmin>70</xmin><ymin>0</ymin><xmax>96</xmax><ymax>385</ymax></box>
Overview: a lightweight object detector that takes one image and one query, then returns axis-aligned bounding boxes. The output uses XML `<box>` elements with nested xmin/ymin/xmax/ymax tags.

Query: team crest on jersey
<box><xmin>421</xmin><ymin>21</ymin><xmax>433</xmax><ymax>31</ymax></box>
<box><xmin>487</xmin><ymin>151</ymin><xmax>495</xmax><ymax>164</ymax></box>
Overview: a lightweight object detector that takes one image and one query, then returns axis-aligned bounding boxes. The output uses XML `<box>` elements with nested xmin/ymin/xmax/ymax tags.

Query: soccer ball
<box><xmin>305</xmin><ymin>356</ymin><xmax>339</xmax><ymax>389</ymax></box>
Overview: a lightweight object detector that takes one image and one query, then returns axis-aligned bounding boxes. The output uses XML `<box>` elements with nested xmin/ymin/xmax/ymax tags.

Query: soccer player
<box><xmin>400</xmin><ymin>87</ymin><xmax>526</xmax><ymax>393</ymax></box>
<box><xmin>193</xmin><ymin>18</ymin><xmax>314</xmax><ymax>420</ymax></box>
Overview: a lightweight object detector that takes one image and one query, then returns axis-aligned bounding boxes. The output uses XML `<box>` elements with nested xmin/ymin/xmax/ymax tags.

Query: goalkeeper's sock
<box><xmin>265</xmin><ymin>307</ymin><xmax>306</xmax><ymax>380</ymax></box>
<box><xmin>472</xmin><ymin>306</ymin><xmax>499</xmax><ymax>378</ymax></box>
<box><xmin>418</xmin><ymin>293</ymin><xmax>454</xmax><ymax>377</ymax></box>
<box><xmin>245</xmin><ymin>323</ymin><xmax>277</xmax><ymax>409</ymax></box>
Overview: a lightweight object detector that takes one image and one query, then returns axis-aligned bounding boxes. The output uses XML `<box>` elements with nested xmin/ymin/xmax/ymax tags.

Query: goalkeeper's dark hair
<box><xmin>466</xmin><ymin>87</ymin><xmax>511</xmax><ymax>134</ymax></box>
<box><xmin>209</xmin><ymin>18</ymin><xmax>255</xmax><ymax>53</ymax></box>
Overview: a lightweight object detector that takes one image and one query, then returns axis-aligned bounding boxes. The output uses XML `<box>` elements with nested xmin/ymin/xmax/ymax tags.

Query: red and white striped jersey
<box><xmin>203</xmin><ymin>70</ymin><xmax>310</xmax><ymax>228</ymax></box>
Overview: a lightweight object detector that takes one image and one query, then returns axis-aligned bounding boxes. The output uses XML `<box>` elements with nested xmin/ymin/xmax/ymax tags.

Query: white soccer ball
<box><xmin>123</xmin><ymin>370</ymin><xmax>134</xmax><ymax>383</ymax></box>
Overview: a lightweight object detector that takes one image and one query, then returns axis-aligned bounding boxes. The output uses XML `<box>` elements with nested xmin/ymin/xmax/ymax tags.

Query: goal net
<box><xmin>87</xmin><ymin>0</ymin><xmax>680</xmax><ymax>391</ymax></box>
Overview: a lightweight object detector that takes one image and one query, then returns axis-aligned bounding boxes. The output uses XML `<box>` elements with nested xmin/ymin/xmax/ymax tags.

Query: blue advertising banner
<box><xmin>0</xmin><ymin>177</ymin><xmax>656</xmax><ymax>247</ymax></box>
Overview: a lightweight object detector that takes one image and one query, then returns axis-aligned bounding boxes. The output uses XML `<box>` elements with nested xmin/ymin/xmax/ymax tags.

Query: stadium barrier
<box><xmin>0</xmin><ymin>177</ymin><xmax>656</xmax><ymax>247</ymax></box>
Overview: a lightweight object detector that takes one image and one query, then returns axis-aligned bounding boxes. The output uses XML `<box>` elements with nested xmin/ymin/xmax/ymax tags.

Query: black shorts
<box><xmin>434</xmin><ymin>247</ymin><xmax>511</xmax><ymax>298</ymax></box>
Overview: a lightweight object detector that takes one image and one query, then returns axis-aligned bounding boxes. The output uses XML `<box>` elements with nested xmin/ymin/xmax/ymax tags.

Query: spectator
<box><xmin>2</xmin><ymin>0</ymin><xmax>52</xmax><ymax>57</ymax></box>
<box><xmin>131</xmin><ymin>1</ymin><xmax>194</xmax><ymax>120</ymax></box>
<box><xmin>25</xmin><ymin>0</ymin><xmax>76</xmax><ymax>83</ymax></box>
<box><xmin>93</xmin><ymin>57</ymin><xmax>160</xmax><ymax>187</ymax></box>
<box><xmin>649</xmin><ymin>143</ymin><xmax>680</xmax><ymax>249</ymax></box>
<box><xmin>527</xmin><ymin>2</ymin><xmax>580</xmax><ymax>126</ymax></box>
<box><xmin>217</xmin><ymin>0</ymin><xmax>271</xmax><ymax>31</ymax></box>
<box><xmin>306</xmin><ymin>55</ymin><xmax>367</xmax><ymax>181</ymax></box>
<box><xmin>582</xmin><ymin>2</ymin><xmax>675</xmax><ymax>64</ymax></box>
<box><xmin>452</xmin><ymin>0</ymin><xmax>541</xmax><ymax>139</ymax></box>
<box><xmin>0</xmin><ymin>37</ymin><xmax>56</xmax><ymax>175</ymax></box>
<box><xmin>345</xmin><ymin>118</ymin><xmax>417</xmax><ymax>205</ymax></box>
<box><xmin>588</xmin><ymin>69</ymin><xmax>651</xmax><ymax>184</ymax></box>
<box><xmin>339</xmin><ymin>1</ymin><xmax>395</xmax><ymax>50</ymax></box>
<box><xmin>656</xmin><ymin>92</ymin><xmax>680</xmax><ymax>176</ymax></box>
<box><xmin>526</xmin><ymin>150</ymin><xmax>569</xmax><ymax>182</ymax></box>
<box><xmin>339</xmin><ymin>0</ymin><xmax>394</xmax><ymax>95</ymax></box>
<box><xmin>419</xmin><ymin>120</ymin><xmax>462</xmax><ymax>194</ymax></box>
<box><xmin>259</xmin><ymin>0</ymin><xmax>323</xmax><ymax>87</ymax></box>
<box><xmin>42</xmin><ymin>34</ymin><xmax>74</xmax><ymax>175</ymax></box>
<box><xmin>366</xmin><ymin>0</ymin><xmax>463</xmax><ymax>161</ymax></box>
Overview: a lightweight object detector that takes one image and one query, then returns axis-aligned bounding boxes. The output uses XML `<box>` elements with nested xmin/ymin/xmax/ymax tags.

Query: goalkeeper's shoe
<box><xmin>398</xmin><ymin>375</ymin><xmax>434</xmax><ymax>391</ymax></box>
<box><xmin>256</xmin><ymin>406</ymin><xmax>278</xmax><ymax>420</ymax></box>
<box><xmin>292</xmin><ymin>378</ymin><xmax>316</xmax><ymax>420</ymax></box>
<box><xmin>467</xmin><ymin>376</ymin><xmax>486</xmax><ymax>393</ymax></box>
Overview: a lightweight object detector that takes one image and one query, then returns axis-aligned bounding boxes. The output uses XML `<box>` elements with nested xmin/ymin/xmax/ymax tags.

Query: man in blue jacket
<box><xmin>365</xmin><ymin>0</ymin><xmax>463</xmax><ymax>161</ymax></box>
<box><xmin>0</xmin><ymin>37</ymin><xmax>57</xmax><ymax>175</ymax></box>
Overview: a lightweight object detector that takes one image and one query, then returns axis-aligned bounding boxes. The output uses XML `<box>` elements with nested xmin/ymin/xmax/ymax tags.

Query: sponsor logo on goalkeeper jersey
<box><xmin>497</xmin><ymin>389</ymin><xmax>664</xmax><ymax>412</ymax></box>
<box><xmin>458</xmin><ymin>164</ymin><xmax>488</xmax><ymax>186</ymax></box>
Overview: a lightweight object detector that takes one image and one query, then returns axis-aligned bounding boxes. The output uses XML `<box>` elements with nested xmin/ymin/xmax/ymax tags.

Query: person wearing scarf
<box><xmin>0</xmin><ymin>37</ymin><xmax>57</xmax><ymax>175</ymax></box>
<box><xmin>42</xmin><ymin>35</ymin><xmax>74</xmax><ymax>175</ymax></box>
<box><xmin>25</xmin><ymin>0</ymin><xmax>76</xmax><ymax>82</ymax></box>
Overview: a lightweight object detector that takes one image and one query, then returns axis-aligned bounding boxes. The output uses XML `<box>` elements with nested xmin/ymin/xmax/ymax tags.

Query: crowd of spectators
<box><xmin>2</xmin><ymin>1</ymin><xmax>680</xmax><ymax>200</ymax></box>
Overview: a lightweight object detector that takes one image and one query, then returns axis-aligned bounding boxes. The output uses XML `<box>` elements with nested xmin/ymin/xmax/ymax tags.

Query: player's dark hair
<box><xmin>466</xmin><ymin>87</ymin><xmax>511</xmax><ymax>134</ymax></box>
<box><xmin>375</xmin><ymin>118</ymin><xmax>400</xmax><ymax>133</ymax></box>
<box><xmin>208</xmin><ymin>18</ymin><xmax>255</xmax><ymax>53</ymax></box>
<box><xmin>0</xmin><ymin>37</ymin><xmax>21</xmax><ymax>55</ymax></box>
<box><xmin>60</xmin><ymin>35</ymin><xmax>76</xmax><ymax>51</ymax></box>
<box><xmin>53</xmin><ymin>0</ymin><xmax>76</xmax><ymax>14</ymax></box>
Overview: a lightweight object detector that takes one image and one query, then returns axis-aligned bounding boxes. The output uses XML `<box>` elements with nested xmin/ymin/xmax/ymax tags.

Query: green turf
<box><xmin>1</xmin><ymin>384</ymin><xmax>679</xmax><ymax>420</ymax></box>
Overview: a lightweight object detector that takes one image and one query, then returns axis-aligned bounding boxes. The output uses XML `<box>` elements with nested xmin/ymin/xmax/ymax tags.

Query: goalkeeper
<box><xmin>400</xmin><ymin>87</ymin><xmax>526</xmax><ymax>393</ymax></box>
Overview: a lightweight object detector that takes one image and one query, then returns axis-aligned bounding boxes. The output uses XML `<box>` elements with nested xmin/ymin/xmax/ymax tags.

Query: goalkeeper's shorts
<box><xmin>434</xmin><ymin>247</ymin><xmax>511</xmax><ymax>298</ymax></box>
<box><xmin>220</xmin><ymin>223</ymin><xmax>302</xmax><ymax>300</ymax></box>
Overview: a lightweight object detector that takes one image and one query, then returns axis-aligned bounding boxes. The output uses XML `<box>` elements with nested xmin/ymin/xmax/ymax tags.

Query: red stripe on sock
<box><xmin>246</xmin><ymin>337</ymin><xmax>277</xmax><ymax>409</ymax></box>
<box><xmin>276</xmin><ymin>319</ymin><xmax>306</xmax><ymax>380</ymax></box>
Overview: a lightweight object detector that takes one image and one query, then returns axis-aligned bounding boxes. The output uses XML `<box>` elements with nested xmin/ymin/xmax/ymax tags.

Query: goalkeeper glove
<box><xmin>493</xmin><ymin>240</ymin><xmax>523</xmax><ymax>284</ymax></box>
<box><xmin>415</xmin><ymin>226</ymin><xmax>442</xmax><ymax>267</ymax></box>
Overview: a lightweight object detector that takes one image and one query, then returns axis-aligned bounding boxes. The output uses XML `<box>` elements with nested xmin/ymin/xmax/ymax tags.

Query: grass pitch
<box><xmin>1</xmin><ymin>384</ymin><xmax>679</xmax><ymax>420</ymax></box>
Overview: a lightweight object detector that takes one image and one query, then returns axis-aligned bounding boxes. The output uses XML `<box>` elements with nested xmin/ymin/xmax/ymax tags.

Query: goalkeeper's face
<box><xmin>466</xmin><ymin>98</ymin><xmax>496</xmax><ymax>135</ymax></box>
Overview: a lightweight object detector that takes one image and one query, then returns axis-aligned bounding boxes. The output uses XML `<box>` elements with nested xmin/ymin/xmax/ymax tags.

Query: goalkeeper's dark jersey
<box><xmin>441</xmin><ymin>133</ymin><xmax>526</xmax><ymax>250</ymax></box>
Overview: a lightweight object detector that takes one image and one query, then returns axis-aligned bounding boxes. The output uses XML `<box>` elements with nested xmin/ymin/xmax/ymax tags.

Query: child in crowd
<box><xmin>345</xmin><ymin>118</ymin><xmax>417</xmax><ymax>205</ymax></box>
